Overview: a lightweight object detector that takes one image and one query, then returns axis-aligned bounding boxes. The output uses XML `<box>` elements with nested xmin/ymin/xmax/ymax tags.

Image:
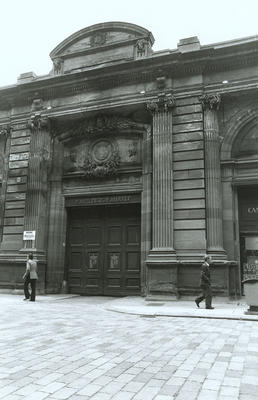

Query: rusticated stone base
<box><xmin>146</xmin><ymin>261</ymin><xmax>239</xmax><ymax>299</ymax></box>
<box><xmin>0</xmin><ymin>260</ymin><xmax>46</xmax><ymax>294</ymax></box>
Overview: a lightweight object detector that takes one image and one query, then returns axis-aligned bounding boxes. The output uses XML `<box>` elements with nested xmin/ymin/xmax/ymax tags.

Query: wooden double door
<box><xmin>67</xmin><ymin>204</ymin><xmax>141</xmax><ymax>295</ymax></box>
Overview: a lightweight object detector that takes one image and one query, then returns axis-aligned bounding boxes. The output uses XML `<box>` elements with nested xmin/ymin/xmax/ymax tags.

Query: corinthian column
<box><xmin>21</xmin><ymin>112</ymin><xmax>51</xmax><ymax>257</ymax></box>
<box><xmin>147</xmin><ymin>93</ymin><xmax>176</xmax><ymax>262</ymax></box>
<box><xmin>200</xmin><ymin>93</ymin><xmax>226</xmax><ymax>259</ymax></box>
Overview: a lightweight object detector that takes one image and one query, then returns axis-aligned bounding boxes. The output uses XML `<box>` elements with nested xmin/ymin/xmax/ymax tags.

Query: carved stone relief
<box><xmin>90</xmin><ymin>32</ymin><xmax>107</xmax><ymax>47</ymax></box>
<box><xmin>53</xmin><ymin>58</ymin><xmax>63</xmax><ymax>75</ymax></box>
<box><xmin>63</xmin><ymin>135</ymin><xmax>142</xmax><ymax>178</ymax></box>
<box><xmin>84</xmin><ymin>138</ymin><xmax>120</xmax><ymax>178</ymax></box>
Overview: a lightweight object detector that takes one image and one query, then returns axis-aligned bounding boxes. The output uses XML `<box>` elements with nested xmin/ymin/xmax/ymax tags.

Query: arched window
<box><xmin>232</xmin><ymin>123</ymin><xmax>258</xmax><ymax>159</ymax></box>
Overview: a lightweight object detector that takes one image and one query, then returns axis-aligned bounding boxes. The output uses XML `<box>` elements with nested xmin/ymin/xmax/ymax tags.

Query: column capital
<box><xmin>28</xmin><ymin>113</ymin><xmax>50</xmax><ymax>132</ymax></box>
<box><xmin>199</xmin><ymin>93</ymin><xmax>221</xmax><ymax>111</ymax></box>
<box><xmin>0</xmin><ymin>124</ymin><xmax>11</xmax><ymax>137</ymax></box>
<box><xmin>147</xmin><ymin>93</ymin><xmax>175</xmax><ymax>114</ymax></box>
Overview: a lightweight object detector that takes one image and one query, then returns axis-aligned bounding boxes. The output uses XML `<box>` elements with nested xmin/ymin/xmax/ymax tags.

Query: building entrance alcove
<box><xmin>66</xmin><ymin>203</ymin><xmax>141</xmax><ymax>296</ymax></box>
<box><xmin>238</xmin><ymin>186</ymin><xmax>258</xmax><ymax>293</ymax></box>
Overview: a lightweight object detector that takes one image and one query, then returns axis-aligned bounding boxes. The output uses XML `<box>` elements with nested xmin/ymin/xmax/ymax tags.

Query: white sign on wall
<box><xmin>23</xmin><ymin>231</ymin><xmax>36</xmax><ymax>241</ymax></box>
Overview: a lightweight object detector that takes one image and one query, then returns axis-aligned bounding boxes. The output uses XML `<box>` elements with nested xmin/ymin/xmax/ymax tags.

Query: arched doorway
<box><xmin>221</xmin><ymin>115</ymin><xmax>258</xmax><ymax>294</ymax></box>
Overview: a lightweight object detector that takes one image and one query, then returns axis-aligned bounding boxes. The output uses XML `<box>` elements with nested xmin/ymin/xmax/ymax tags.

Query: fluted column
<box><xmin>200</xmin><ymin>93</ymin><xmax>226</xmax><ymax>259</ymax></box>
<box><xmin>22</xmin><ymin>112</ymin><xmax>51</xmax><ymax>257</ymax></box>
<box><xmin>147</xmin><ymin>93</ymin><xmax>176</xmax><ymax>262</ymax></box>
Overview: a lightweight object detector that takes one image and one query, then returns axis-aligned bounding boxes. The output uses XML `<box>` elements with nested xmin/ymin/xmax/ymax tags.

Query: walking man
<box><xmin>23</xmin><ymin>253</ymin><xmax>38</xmax><ymax>302</ymax></box>
<box><xmin>195</xmin><ymin>255</ymin><xmax>214</xmax><ymax>309</ymax></box>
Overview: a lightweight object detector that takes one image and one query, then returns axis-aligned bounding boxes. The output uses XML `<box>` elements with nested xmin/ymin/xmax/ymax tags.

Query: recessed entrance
<box><xmin>66</xmin><ymin>203</ymin><xmax>141</xmax><ymax>295</ymax></box>
<box><xmin>238</xmin><ymin>187</ymin><xmax>258</xmax><ymax>290</ymax></box>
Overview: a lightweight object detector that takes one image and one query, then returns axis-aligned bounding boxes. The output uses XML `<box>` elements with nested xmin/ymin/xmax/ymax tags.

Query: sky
<box><xmin>1</xmin><ymin>0</ymin><xmax>258</xmax><ymax>87</ymax></box>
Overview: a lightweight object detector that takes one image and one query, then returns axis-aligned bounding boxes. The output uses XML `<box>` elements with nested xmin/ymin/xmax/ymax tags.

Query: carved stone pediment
<box><xmin>50</xmin><ymin>22</ymin><xmax>154</xmax><ymax>74</ymax></box>
<box><xmin>55</xmin><ymin>114</ymin><xmax>146</xmax><ymax>143</ymax></box>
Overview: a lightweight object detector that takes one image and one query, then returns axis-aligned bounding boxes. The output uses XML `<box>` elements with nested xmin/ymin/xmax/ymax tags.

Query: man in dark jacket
<box><xmin>195</xmin><ymin>255</ymin><xmax>214</xmax><ymax>309</ymax></box>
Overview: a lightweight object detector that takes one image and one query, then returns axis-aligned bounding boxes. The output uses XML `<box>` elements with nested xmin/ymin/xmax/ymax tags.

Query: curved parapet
<box><xmin>50</xmin><ymin>22</ymin><xmax>154</xmax><ymax>75</ymax></box>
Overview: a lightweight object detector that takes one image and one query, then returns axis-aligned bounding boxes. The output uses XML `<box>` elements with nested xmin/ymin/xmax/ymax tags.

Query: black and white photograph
<box><xmin>0</xmin><ymin>0</ymin><xmax>258</xmax><ymax>399</ymax></box>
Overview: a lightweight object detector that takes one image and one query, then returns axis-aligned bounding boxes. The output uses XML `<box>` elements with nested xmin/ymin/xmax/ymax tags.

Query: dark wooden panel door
<box><xmin>123</xmin><ymin>221</ymin><xmax>141</xmax><ymax>292</ymax></box>
<box><xmin>68</xmin><ymin>218</ymin><xmax>85</xmax><ymax>294</ymax></box>
<box><xmin>103</xmin><ymin>205</ymin><xmax>141</xmax><ymax>295</ymax></box>
<box><xmin>68</xmin><ymin>204</ymin><xmax>141</xmax><ymax>295</ymax></box>
<box><xmin>84</xmin><ymin>220</ymin><xmax>104</xmax><ymax>294</ymax></box>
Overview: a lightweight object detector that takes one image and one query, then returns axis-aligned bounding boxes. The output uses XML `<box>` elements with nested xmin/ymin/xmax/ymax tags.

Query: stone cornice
<box><xmin>1</xmin><ymin>41</ymin><xmax>258</xmax><ymax>109</ymax></box>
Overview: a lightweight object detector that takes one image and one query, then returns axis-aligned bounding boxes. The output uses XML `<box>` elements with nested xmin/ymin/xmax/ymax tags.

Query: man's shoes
<box><xmin>206</xmin><ymin>306</ymin><xmax>214</xmax><ymax>309</ymax></box>
<box><xmin>195</xmin><ymin>300</ymin><xmax>200</xmax><ymax>308</ymax></box>
<box><xmin>23</xmin><ymin>298</ymin><xmax>29</xmax><ymax>301</ymax></box>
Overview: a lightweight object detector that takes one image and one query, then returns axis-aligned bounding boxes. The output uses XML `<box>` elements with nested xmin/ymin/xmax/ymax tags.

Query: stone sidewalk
<box><xmin>103</xmin><ymin>297</ymin><xmax>258</xmax><ymax>322</ymax></box>
<box><xmin>0</xmin><ymin>294</ymin><xmax>258</xmax><ymax>400</ymax></box>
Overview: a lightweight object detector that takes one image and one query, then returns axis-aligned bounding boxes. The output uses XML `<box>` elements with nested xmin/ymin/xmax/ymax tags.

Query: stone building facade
<box><xmin>0</xmin><ymin>22</ymin><xmax>258</xmax><ymax>298</ymax></box>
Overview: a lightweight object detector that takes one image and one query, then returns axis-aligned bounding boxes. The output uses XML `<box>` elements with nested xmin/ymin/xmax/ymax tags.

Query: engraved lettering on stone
<box><xmin>66</xmin><ymin>195</ymin><xmax>134</xmax><ymax>207</ymax></box>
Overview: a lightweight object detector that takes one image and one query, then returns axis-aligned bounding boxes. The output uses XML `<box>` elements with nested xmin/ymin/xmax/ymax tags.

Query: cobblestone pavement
<box><xmin>0</xmin><ymin>295</ymin><xmax>258</xmax><ymax>400</ymax></box>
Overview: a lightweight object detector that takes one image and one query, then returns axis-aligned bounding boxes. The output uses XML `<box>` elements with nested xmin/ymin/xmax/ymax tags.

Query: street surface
<box><xmin>0</xmin><ymin>295</ymin><xmax>258</xmax><ymax>400</ymax></box>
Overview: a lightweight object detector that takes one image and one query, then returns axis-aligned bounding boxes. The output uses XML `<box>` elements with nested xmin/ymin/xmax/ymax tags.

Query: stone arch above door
<box><xmin>221</xmin><ymin>109</ymin><xmax>258</xmax><ymax>161</ymax></box>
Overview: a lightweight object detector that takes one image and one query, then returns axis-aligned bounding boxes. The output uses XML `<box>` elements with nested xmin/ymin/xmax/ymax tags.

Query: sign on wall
<box><xmin>243</xmin><ymin>256</ymin><xmax>258</xmax><ymax>280</ymax></box>
<box><xmin>23</xmin><ymin>231</ymin><xmax>36</xmax><ymax>241</ymax></box>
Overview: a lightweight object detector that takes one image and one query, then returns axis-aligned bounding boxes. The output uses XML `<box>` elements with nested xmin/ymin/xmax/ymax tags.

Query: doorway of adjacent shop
<box><xmin>238</xmin><ymin>187</ymin><xmax>258</xmax><ymax>293</ymax></box>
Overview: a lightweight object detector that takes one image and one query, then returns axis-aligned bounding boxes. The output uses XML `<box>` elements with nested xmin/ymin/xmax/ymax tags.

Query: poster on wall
<box><xmin>243</xmin><ymin>256</ymin><xmax>258</xmax><ymax>280</ymax></box>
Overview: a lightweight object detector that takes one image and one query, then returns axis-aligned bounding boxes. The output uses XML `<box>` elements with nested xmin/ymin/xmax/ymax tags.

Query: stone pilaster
<box><xmin>147</xmin><ymin>93</ymin><xmax>176</xmax><ymax>262</ymax></box>
<box><xmin>21</xmin><ymin>111</ymin><xmax>51</xmax><ymax>259</ymax></box>
<box><xmin>0</xmin><ymin>125</ymin><xmax>11</xmax><ymax>242</ymax></box>
<box><xmin>200</xmin><ymin>93</ymin><xmax>227</xmax><ymax>259</ymax></box>
<box><xmin>141</xmin><ymin>125</ymin><xmax>152</xmax><ymax>293</ymax></box>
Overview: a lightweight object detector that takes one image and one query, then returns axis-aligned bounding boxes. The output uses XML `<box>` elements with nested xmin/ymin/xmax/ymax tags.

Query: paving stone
<box><xmin>133</xmin><ymin>385</ymin><xmax>160</xmax><ymax>399</ymax></box>
<box><xmin>220</xmin><ymin>385</ymin><xmax>240</xmax><ymax>397</ymax></box>
<box><xmin>123</xmin><ymin>381</ymin><xmax>145</xmax><ymax>392</ymax></box>
<box><xmin>197</xmin><ymin>389</ymin><xmax>219</xmax><ymax>400</ymax></box>
<box><xmin>77</xmin><ymin>384</ymin><xmax>102</xmax><ymax>396</ymax></box>
<box><xmin>21</xmin><ymin>391</ymin><xmax>49</xmax><ymax>400</ymax></box>
<box><xmin>1</xmin><ymin>295</ymin><xmax>258</xmax><ymax>400</ymax></box>
<box><xmin>40</xmin><ymin>381</ymin><xmax>66</xmax><ymax>394</ymax></box>
<box><xmin>111</xmin><ymin>391</ymin><xmax>135</xmax><ymax>400</ymax></box>
<box><xmin>240</xmin><ymin>383</ymin><xmax>258</xmax><ymax>395</ymax></box>
<box><xmin>202</xmin><ymin>379</ymin><xmax>221</xmax><ymax>390</ymax></box>
<box><xmin>159</xmin><ymin>384</ymin><xmax>180</xmax><ymax>396</ymax></box>
<box><xmin>90</xmin><ymin>393</ymin><xmax>113</xmax><ymax>400</ymax></box>
<box><xmin>50</xmin><ymin>387</ymin><xmax>78</xmax><ymax>399</ymax></box>
<box><xmin>37</xmin><ymin>372</ymin><xmax>64</xmax><ymax>386</ymax></box>
<box><xmin>2</xmin><ymin>395</ymin><xmax>24</xmax><ymax>400</ymax></box>
<box><xmin>223</xmin><ymin>376</ymin><xmax>241</xmax><ymax>387</ymax></box>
